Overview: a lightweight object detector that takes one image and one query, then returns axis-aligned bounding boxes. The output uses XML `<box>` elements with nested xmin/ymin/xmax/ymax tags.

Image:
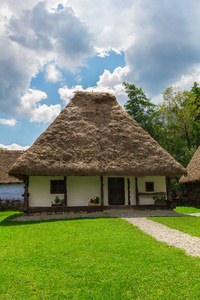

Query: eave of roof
<box><xmin>0</xmin><ymin>150</ymin><xmax>24</xmax><ymax>183</ymax></box>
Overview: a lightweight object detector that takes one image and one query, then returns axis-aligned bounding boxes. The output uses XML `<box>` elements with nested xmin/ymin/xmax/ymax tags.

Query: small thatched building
<box><xmin>9</xmin><ymin>92</ymin><xmax>186</xmax><ymax>212</ymax></box>
<box><xmin>180</xmin><ymin>146</ymin><xmax>200</xmax><ymax>205</ymax></box>
<box><xmin>0</xmin><ymin>150</ymin><xmax>24</xmax><ymax>201</ymax></box>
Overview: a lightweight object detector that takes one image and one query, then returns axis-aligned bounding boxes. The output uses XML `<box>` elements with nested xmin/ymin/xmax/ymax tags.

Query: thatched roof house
<box><xmin>10</xmin><ymin>92</ymin><xmax>185</xmax><ymax>178</ymax></box>
<box><xmin>180</xmin><ymin>147</ymin><xmax>200</xmax><ymax>206</ymax></box>
<box><xmin>0</xmin><ymin>150</ymin><xmax>24</xmax><ymax>184</ymax></box>
<box><xmin>180</xmin><ymin>147</ymin><xmax>200</xmax><ymax>184</ymax></box>
<box><xmin>9</xmin><ymin>92</ymin><xmax>186</xmax><ymax>212</ymax></box>
<box><xmin>0</xmin><ymin>150</ymin><xmax>24</xmax><ymax>201</ymax></box>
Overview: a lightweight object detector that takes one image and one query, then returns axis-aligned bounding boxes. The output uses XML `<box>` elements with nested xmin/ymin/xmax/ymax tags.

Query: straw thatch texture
<box><xmin>0</xmin><ymin>150</ymin><xmax>24</xmax><ymax>183</ymax></box>
<box><xmin>9</xmin><ymin>92</ymin><xmax>186</xmax><ymax>178</ymax></box>
<box><xmin>180</xmin><ymin>146</ymin><xmax>200</xmax><ymax>184</ymax></box>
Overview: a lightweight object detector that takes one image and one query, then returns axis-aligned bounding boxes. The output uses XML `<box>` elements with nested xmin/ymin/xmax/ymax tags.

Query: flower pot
<box><xmin>88</xmin><ymin>203</ymin><xmax>101</xmax><ymax>206</ymax></box>
<box><xmin>52</xmin><ymin>203</ymin><xmax>64</xmax><ymax>207</ymax></box>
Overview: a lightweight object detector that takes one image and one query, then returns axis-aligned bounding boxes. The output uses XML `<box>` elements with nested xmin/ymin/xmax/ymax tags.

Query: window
<box><xmin>145</xmin><ymin>182</ymin><xmax>154</xmax><ymax>192</ymax></box>
<box><xmin>50</xmin><ymin>180</ymin><xmax>65</xmax><ymax>194</ymax></box>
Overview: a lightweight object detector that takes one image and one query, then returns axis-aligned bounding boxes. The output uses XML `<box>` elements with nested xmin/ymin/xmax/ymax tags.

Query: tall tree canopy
<box><xmin>123</xmin><ymin>82</ymin><xmax>156</xmax><ymax>137</ymax></box>
<box><xmin>124</xmin><ymin>82</ymin><xmax>200</xmax><ymax>168</ymax></box>
<box><xmin>155</xmin><ymin>86</ymin><xmax>199</xmax><ymax>167</ymax></box>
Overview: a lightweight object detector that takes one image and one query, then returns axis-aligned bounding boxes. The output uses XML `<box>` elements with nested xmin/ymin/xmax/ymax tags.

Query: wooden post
<box><xmin>127</xmin><ymin>178</ymin><xmax>130</xmax><ymax>205</ymax></box>
<box><xmin>23</xmin><ymin>176</ymin><xmax>29</xmax><ymax>212</ymax></box>
<box><xmin>166</xmin><ymin>177</ymin><xmax>171</xmax><ymax>207</ymax></box>
<box><xmin>100</xmin><ymin>176</ymin><xmax>104</xmax><ymax>206</ymax></box>
<box><xmin>64</xmin><ymin>176</ymin><xmax>67</xmax><ymax>206</ymax></box>
<box><xmin>135</xmin><ymin>177</ymin><xmax>139</xmax><ymax>206</ymax></box>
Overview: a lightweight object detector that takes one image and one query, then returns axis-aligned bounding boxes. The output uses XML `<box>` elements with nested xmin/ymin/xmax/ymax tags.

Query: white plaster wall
<box><xmin>29</xmin><ymin>176</ymin><xmax>65</xmax><ymax>207</ymax></box>
<box><xmin>29</xmin><ymin>176</ymin><xmax>101</xmax><ymax>207</ymax></box>
<box><xmin>137</xmin><ymin>176</ymin><xmax>166</xmax><ymax>205</ymax></box>
<box><xmin>28</xmin><ymin>175</ymin><xmax>166</xmax><ymax>207</ymax></box>
<box><xmin>67</xmin><ymin>176</ymin><xmax>100</xmax><ymax>206</ymax></box>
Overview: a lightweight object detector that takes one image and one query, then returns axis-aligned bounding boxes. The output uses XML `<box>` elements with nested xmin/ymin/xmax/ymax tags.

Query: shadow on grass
<box><xmin>0</xmin><ymin>212</ymin><xmax>115</xmax><ymax>227</ymax></box>
<box><xmin>2</xmin><ymin>205</ymin><xmax>195</xmax><ymax>227</ymax></box>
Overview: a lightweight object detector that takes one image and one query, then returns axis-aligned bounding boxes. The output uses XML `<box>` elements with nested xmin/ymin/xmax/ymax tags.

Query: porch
<box><xmin>22</xmin><ymin>175</ymin><xmax>172</xmax><ymax>213</ymax></box>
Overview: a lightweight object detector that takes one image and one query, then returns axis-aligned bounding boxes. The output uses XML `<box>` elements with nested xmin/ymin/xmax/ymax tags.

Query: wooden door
<box><xmin>108</xmin><ymin>178</ymin><xmax>125</xmax><ymax>205</ymax></box>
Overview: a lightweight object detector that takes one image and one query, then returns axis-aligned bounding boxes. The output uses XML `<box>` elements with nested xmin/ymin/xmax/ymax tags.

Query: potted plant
<box><xmin>153</xmin><ymin>193</ymin><xmax>167</xmax><ymax>205</ymax></box>
<box><xmin>52</xmin><ymin>196</ymin><xmax>64</xmax><ymax>206</ymax></box>
<box><xmin>88</xmin><ymin>196</ymin><xmax>101</xmax><ymax>206</ymax></box>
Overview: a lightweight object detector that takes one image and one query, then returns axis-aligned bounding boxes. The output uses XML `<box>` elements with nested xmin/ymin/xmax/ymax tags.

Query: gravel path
<box><xmin>14</xmin><ymin>209</ymin><xmax>200</xmax><ymax>258</ymax></box>
<box><xmin>188</xmin><ymin>213</ymin><xmax>200</xmax><ymax>217</ymax></box>
<box><xmin>14</xmin><ymin>209</ymin><xmax>185</xmax><ymax>222</ymax></box>
<box><xmin>124</xmin><ymin>217</ymin><xmax>200</xmax><ymax>257</ymax></box>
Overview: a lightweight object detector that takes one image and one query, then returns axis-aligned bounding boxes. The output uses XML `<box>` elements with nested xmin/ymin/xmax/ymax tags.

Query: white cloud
<box><xmin>1</xmin><ymin>0</ymin><xmax>200</xmax><ymax>120</ymax></box>
<box><xmin>59</xmin><ymin>66</ymin><xmax>129</xmax><ymax>106</ymax></box>
<box><xmin>6</xmin><ymin>2</ymin><xmax>94</xmax><ymax>70</ymax></box>
<box><xmin>0</xmin><ymin>1</ymin><xmax>94</xmax><ymax>116</ymax></box>
<box><xmin>172</xmin><ymin>66</ymin><xmax>200</xmax><ymax>91</ymax></box>
<box><xmin>45</xmin><ymin>63</ymin><xmax>63</xmax><ymax>83</ymax></box>
<box><xmin>151</xmin><ymin>66</ymin><xmax>200</xmax><ymax>105</ymax></box>
<box><xmin>66</xmin><ymin>0</ymin><xmax>135</xmax><ymax>54</ymax></box>
<box><xmin>98</xmin><ymin>66</ymin><xmax>129</xmax><ymax>88</ymax></box>
<box><xmin>0</xmin><ymin>118</ymin><xmax>16</xmax><ymax>126</ymax></box>
<box><xmin>0</xmin><ymin>0</ymin><xmax>65</xmax><ymax>17</ymax></box>
<box><xmin>0</xmin><ymin>36</ymin><xmax>43</xmax><ymax>115</ymax></box>
<box><xmin>59</xmin><ymin>85</ymin><xmax>83</xmax><ymax>104</ymax></box>
<box><xmin>0</xmin><ymin>143</ymin><xmax>29</xmax><ymax>150</ymax></box>
<box><xmin>124</xmin><ymin>0</ymin><xmax>200</xmax><ymax>96</ymax></box>
<box><xmin>30</xmin><ymin>104</ymin><xmax>61</xmax><ymax>123</ymax></box>
<box><xmin>21</xmin><ymin>89</ymin><xmax>47</xmax><ymax>111</ymax></box>
<box><xmin>20</xmin><ymin>89</ymin><xmax>61</xmax><ymax>123</ymax></box>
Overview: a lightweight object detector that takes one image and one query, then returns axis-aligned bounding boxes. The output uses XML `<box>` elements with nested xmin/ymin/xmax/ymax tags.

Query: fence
<box><xmin>0</xmin><ymin>198</ymin><xmax>24</xmax><ymax>210</ymax></box>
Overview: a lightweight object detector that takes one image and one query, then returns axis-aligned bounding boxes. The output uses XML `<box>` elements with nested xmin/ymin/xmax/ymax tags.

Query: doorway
<box><xmin>108</xmin><ymin>178</ymin><xmax>125</xmax><ymax>205</ymax></box>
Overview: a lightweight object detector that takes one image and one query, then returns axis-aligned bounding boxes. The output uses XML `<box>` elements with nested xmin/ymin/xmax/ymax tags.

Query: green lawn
<box><xmin>148</xmin><ymin>206</ymin><xmax>200</xmax><ymax>238</ymax></box>
<box><xmin>0</xmin><ymin>211</ymin><xmax>200</xmax><ymax>300</ymax></box>
<box><xmin>174</xmin><ymin>206</ymin><xmax>200</xmax><ymax>214</ymax></box>
<box><xmin>148</xmin><ymin>216</ymin><xmax>200</xmax><ymax>238</ymax></box>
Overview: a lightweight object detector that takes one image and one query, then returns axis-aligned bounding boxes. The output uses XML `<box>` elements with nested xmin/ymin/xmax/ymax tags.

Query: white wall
<box><xmin>29</xmin><ymin>176</ymin><xmax>65</xmax><ymax>207</ymax></box>
<box><xmin>67</xmin><ymin>176</ymin><xmax>100</xmax><ymax>206</ymax></box>
<box><xmin>138</xmin><ymin>176</ymin><xmax>166</xmax><ymax>205</ymax></box>
<box><xmin>28</xmin><ymin>175</ymin><xmax>166</xmax><ymax>207</ymax></box>
<box><xmin>29</xmin><ymin>176</ymin><xmax>101</xmax><ymax>207</ymax></box>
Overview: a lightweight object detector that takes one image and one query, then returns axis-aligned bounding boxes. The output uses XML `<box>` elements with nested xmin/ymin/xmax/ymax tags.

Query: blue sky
<box><xmin>1</xmin><ymin>0</ymin><xmax>200</xmax><ymax>149</ymax></box>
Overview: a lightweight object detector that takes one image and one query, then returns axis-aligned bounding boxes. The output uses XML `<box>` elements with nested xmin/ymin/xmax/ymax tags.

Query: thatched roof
<box><xmin>0</xmin><ymin>150</ymin><xmax>24</xmax><ymax>183</ymax></box>
<box><xmin>180</xmin><ymin>147</ymin><xmax>200</xmax><ymax>184</ymax></box>
<box><xmin>9</xmin><ymin>92</ymin><xmax>186</xmax><ymax>178</ymax></box>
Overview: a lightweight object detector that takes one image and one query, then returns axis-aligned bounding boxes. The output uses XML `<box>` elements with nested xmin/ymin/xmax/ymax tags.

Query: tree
<box><xmin>123</xmin><ymin>82</ymin><xmax>156</xmax><ymax>137</ymax></box>
<box><xmin>189</xmin><ymin>82</ymin><xmax>200</xmax><ymax>148</ymax></box>
<box><xmin>124</xmin><ymin>81</ymin><xmax>200</xmax><ymax>167</ymax></box>
<box><xmin>190</xmin><ymin>81</ymin><xmax>200</xmax><ymax>101</ymax></box>
<box><xmin>155</xmin><ymin>86</ymin><xmax>200</xmax><ymax>167</ymax></box>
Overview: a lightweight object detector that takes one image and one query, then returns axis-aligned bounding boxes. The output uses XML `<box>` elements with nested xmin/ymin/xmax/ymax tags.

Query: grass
<box><xmin>148</xmin><ymin>206</ymin><xmax>200</xmax><ymax>238</ymax></box>
<box><xmin>174</xmin><ymin>206</ymin><xmax>200</xmax><ymax>214</ymax></box>
<box><xmin>148</xmin><ymin>216</ymin><xmax>200</xmax><ymax>238</ymax></box>
<box><xmin>0</xmin><ymin>211</ymin><xmax>200</xmax><ymax>299</ymax></box>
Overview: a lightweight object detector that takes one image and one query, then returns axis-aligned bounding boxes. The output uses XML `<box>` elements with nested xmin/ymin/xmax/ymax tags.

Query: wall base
<box><xmin>21</xmin><ymin>204</ymin><xmax>171</xmax><ymax>214</ymax></box>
